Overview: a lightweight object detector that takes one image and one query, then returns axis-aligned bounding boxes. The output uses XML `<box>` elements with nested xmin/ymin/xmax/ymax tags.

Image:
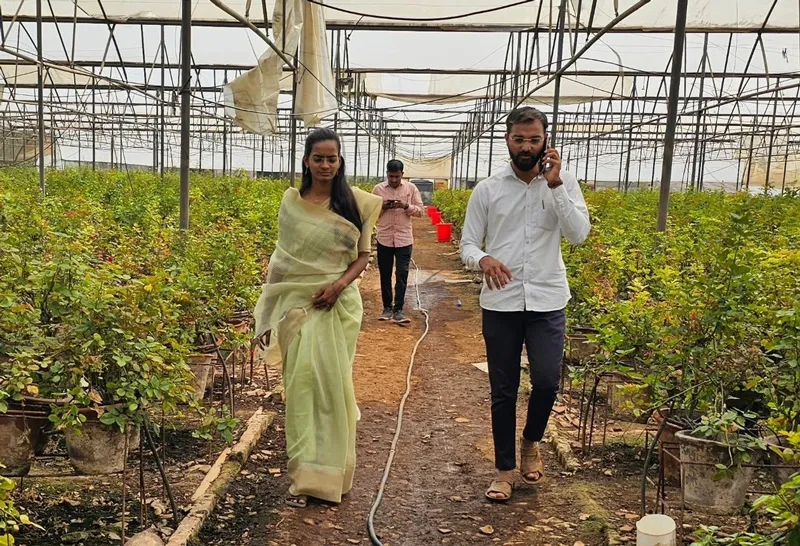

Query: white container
<box><xmin>636</xmin><ymin>514</ymin><xmax>676</xmax><ymax>546</ymax></box>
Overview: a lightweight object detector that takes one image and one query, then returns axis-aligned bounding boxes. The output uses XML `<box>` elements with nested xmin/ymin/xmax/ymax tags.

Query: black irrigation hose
<box><xmin>367</xmin><ymin>259</ymin><xmax>431</xmax><ymax>545</ymax></box>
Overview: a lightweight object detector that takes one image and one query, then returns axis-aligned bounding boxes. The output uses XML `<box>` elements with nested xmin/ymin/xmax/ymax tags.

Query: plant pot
<box><xmin>675</xmin><ymin>430</ymin><xmax>755</xmax><ymax>515</ymax></box>
<box><xmin>187</xmin><ymin>353</ymin><xmax>216</xmax><ymax>399</ymax></box>
<box><xmin>0</xmin><ymin>413</ymin><xmax>44</xmax><ymax>476</ymax></box>
<box><xmin>65</xmin><ymin>421</ymin><xmax>140</xmax><ymax>475</ymax></box>
<box><xmin>765</xmin><ymin>435</ymin><xmax>800</xmax><ymax>486</ymax></box>
<box><xmin>565</xmin><ymin>332</ymin><xmax>598</xmax><ymax>363</ymax></box>
<box><xmin>651</xmin><ymin>408</ymin><xmax>686</xmax><ymax>487</ymax></box>
<box><xmin>231</xmin><ymin>320</ymin><xmax>251</xmax><ymax>335</ymax></box>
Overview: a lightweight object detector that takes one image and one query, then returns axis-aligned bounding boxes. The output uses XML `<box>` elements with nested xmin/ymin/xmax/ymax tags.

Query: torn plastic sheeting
<box><xmin>0</xmin><ymin>123</ymin><xmax>55</xmax><ymax>164</ymax></box>
<box><xmin>224</xmin><ymin>0</ymin><xmax>336</xmax><ymax>134</ymax></box>
<box><xmin>0</xmin><ymin>63</ymin><xmax>96</xmax><ymax>87</ymax></box>
<box><xmin>743</xmin><ymin>155</ymin><xmax>800</xmax><ymax>189</ymax></box>
<box><xmin>295</xmin><ymin>0</ymin><xmax>338</xmax><ymax>127</ymax></box>
<box><xmin>395</xmin><ymin>155</ymin><xmax>452</xmax><ymax>180</ymax></box>
<box><xmin>355</xmin><ymin>72</ymin><xmax>632</xmax><ymax>105</ymax></box>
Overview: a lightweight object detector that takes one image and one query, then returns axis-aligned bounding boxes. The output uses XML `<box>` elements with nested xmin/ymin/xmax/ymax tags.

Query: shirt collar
<box><xmin>504</xmin><ymin>163</ymin><xmax>543</xmax><ymax>185</ymax></box>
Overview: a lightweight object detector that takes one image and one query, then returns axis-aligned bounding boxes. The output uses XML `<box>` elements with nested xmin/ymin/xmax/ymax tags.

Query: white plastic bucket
<box><xmin>636</xmin><ymin>514</ymin><xmax>676</xmax><ymax>546</ymax></box>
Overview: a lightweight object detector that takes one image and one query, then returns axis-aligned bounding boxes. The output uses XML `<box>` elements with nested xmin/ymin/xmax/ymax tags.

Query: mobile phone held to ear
<box><xmin>537</xmin><ymin>136</ymin><xmax>551</xmax><ymax>172</ymax></box>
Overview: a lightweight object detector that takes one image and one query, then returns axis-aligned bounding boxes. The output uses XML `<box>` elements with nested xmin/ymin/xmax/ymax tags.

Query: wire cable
<box><xmin>306</xmin><ymin>0</ymin><xmax>535</xmax><ymax>23</ymax></box>
<box><xmin>366</xmin><ymin>258</ymin><xmax>431</xmax><ymax>546</ymax></box>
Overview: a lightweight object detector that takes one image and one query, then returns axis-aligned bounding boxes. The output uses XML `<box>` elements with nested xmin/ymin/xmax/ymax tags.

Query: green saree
<box><xmin>254</xmin><ymin>186</ymin><xmax>382</xmax><ymax>503</ymax></box>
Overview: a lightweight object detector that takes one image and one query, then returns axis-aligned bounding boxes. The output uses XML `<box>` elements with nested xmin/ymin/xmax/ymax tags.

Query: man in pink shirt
<box><xmin>372</xmin><ymin>159</ymin><xmax>424</xmax><ymax>323</ymax></box>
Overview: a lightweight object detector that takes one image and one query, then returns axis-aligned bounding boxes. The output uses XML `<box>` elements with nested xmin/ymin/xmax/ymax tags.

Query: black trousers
<box><xmin>482</xmin><ymin>308</ymin><xmax>566</xmax><ymax>471</ymax></box>
<box><xmin>377</xmin><ymin>243</ymin><xmax>412</xmax><ymax>311</ymax></box>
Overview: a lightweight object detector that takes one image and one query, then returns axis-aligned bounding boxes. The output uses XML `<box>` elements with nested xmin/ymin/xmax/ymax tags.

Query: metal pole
<box><xmin>92</xmin><ymin>91</ymin><xmax>96</xmax><ymax>170</ymax></box>
<box><xmin>656</xmin><ymin>0</ymin><xmax>688</xmax><ymax>233</ymax></box>
<box><xmin>465</xmin><ymin>139</ymin><xmax>472</xmax><ymax>185</ymax></box>
<box><xmin>550</xmin><ymin>0</ymin><xmax>569</xmax><ymax>147</ymax></box>
<box><xmin>289</xmin><ymin>53</ymin><xmax>298</xmax><ymax>187</ymax></box>
<box><xmin>353</xmin><ymin>83</ymin><xmax>360</xmax><ymax>181</ymax></box>
<box><xmin>119</xmin><ymin>118</ymin><xmax>124</xmax><ymax>168</ymax></box>
<box><xmin>367</xmin><ymin>111</ymin><xmax>372</xmax><ymax>181</ymax></box>
<box><xmin>229</xmin><ymin>123</ymin><xmax>234</xmax><ymax>173</ymax></box>
<box><xmin>198</xmin><ymin>115</ymin><xmax>203</xmax><ymax>170</ymax></box>
<box><xmin>152</xmin><ymin>103</ymin><xmax>158</xmax><ymax>173</ymax></box>
<box><xmin>179</xmin><ymin>0</ymin><xmax>191</xmax><ymax>230</ymax></box>
<box><xmin>50</xmin><ymin>99</ymin><xmax>55</xmax><ymax>168</ymax></box>
<box><xmin>765</xmin><ymin>82</ymin><xmax>780</xmax><ymax>195</ymax></box>
<box><xmin>690</xmin><ymin>33</ymin><xmax>709</xmax><ymax>191</ymax></box>
<box><xmin>745</xmin><ymin>130</ymin><xmax>755</xmax><ymax>192</ymax></box>
<box><xmin>459</xmin><ymin>137</ymin><xmax>466</xmax><ymax>187</ymax></box>
<box><xmin>160</xmin><ymin>25</ymin><xmax>166</xmax><ymax>177</ymax></box>
<box><xmin>474</xmin><ymin>135</ymin><xmax>481</xmax><ymax>181</ymax></box>
<box><xmin>781</xmin><ymin>127</ymin><xmax>790</xmax><ymax>195</ymax></box>
<box><xmin>36</xmin><ymin>0</ymin><xmax>45</xmax><ymax>192</ymax></box>
<box><xmin>450</xmin><ymin>138</ymin><xmax>456</xmax><ymax>188</ymax></box>
<box><xmin>623</xmin><ymin>81</ymin><xmax>637</xmax><ymax>191</ymax></box>
<box><xmin>222</xmin><ymin>70</ymin><xmax>228</xmax><ymax>175</ymax></box>
<box><xmin>584</xmin><ymin>102</ymin><xmax>593</xmax><ymax>183</ymax></box>
<box><xmin>488</xmin><ymin>124</ymin><xmax>495</xmax><ymax>177</ymax></box>
<box><xmin>111</xmin><ymin>120</ymin><xmax>116</xmax><ymax>169</ymax></box>
<box><xmin>735</xmin><ymin>154</ymin><xmax>743</xmax><ymax>192</ymax></box>
<box><xmin>375</xmin><ymin>114</ymin><xmax>382</xmax><ymax>179</ymax></box>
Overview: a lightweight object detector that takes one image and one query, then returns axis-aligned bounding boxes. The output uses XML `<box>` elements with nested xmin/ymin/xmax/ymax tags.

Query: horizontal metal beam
<box><xmin>7</xmin><ymin>15</ymin><xmax>800</xmax><ymax>33</ymax></box>
<box><xmin>1</xmin><ymin>59</ymin><xmax>796</xmax><ymax>80</ymax></box>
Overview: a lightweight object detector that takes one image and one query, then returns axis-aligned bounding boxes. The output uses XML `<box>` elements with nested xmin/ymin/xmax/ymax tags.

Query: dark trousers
<box><xmin>482</xmin><ymin>308</ymin><xmax>566</xmax><ymax>471</ymax></box>
<box><xmin>377</xmin><ymin>243</ymin><xmax>412</xmax><ymax>311</ymax></box>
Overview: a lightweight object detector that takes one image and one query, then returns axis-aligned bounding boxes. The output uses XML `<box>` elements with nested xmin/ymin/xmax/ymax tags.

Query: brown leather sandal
<box><xmin>485</xmin><ymin>473</ymin><xmax>514</xmax><ymax>502</ymax></box>
<box><xmin>520</xmin><ymin>438</ymin><xmax>545</xmax><ymax>485</ymax></box>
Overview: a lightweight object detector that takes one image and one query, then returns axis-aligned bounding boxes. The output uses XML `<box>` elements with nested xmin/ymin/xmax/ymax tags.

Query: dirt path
<box><xmin>198</xmin><ymin>220</ymin><xmax>652</xmax><ymax>546</ymax></box>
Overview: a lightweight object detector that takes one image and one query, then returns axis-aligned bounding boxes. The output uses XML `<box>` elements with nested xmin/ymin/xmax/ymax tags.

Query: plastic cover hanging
<box><xmin>224</xmin><ymin>0</ymin><xmax>337</xmax><ymax>135</ymax></box>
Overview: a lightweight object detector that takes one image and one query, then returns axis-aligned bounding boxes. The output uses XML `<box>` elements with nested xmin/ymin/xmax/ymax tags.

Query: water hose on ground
<box><xmin>367</xmin><ymin>258</ymin><xmax>431</xmax><ymax>545</ymax></box>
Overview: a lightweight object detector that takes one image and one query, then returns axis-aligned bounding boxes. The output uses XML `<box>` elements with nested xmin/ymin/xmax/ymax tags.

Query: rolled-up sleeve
<box><xmin>460</xmin><ymin>184</ymin><xmax>489</xmax><ymax>270</ymax></box>
<box><xmin>551</xmin><ymin>173</ymin><xmax>590</xmax><ymax>245</ymax></box>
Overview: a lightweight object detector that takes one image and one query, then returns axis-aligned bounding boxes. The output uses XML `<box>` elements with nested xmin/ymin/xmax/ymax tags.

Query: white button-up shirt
<box><xmin>460</xmin><ymin>163</ymin><xmax>591</xmax><ymax>312</ymax></box>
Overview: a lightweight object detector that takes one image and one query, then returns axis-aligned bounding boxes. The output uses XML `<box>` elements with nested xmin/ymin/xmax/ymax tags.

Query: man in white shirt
<box><xmin>460</xmin><ymin>107</ymin><xmax>590</xmax><ymax>502</ymax></box>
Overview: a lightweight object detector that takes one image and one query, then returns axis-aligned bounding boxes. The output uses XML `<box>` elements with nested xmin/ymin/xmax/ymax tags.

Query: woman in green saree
<box><xmin>253</xmin><ymin>128</ymin><xmax>382</xmax><ymax>507</ymax></box>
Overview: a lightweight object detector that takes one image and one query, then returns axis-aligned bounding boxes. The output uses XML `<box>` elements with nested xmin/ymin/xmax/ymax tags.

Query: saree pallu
<box><xmin>254</xmin><ymin>187</ymin><xmax>381</xmax><ymax>503</ymax></box>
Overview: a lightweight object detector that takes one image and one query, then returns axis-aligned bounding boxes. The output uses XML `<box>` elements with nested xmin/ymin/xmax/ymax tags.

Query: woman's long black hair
<box><xmin>300</xmin><ymin>128</ymin><xmax>363</xmax><ymax>231</ymax></box>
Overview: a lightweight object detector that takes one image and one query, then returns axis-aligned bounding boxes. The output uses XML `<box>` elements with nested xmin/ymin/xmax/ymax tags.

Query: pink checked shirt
<box><xmin>372</xmin><ymin>181</ymin><xmax>424</xmax><ymax>248</ymax></box>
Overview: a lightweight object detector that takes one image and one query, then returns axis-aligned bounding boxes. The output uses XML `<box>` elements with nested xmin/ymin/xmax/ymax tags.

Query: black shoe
<box><xmin>378</xmin><ymin>308</ymin><xmax>393</xmax><ymax>321</ymax></box>
<box><xmin>392</xmin><ymin>310</ymin><xmax>410</xmax><ymax>324</ymax></box>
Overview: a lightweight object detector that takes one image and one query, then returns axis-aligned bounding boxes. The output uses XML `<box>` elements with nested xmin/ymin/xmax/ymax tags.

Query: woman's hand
<box><xmin>312</xmin><ymin>281</ymin><xmax>345</xmax><ymax>310</ymax></box>
<box><xmin>251</xmin><ymin>331</ymin><xmax>271</xmax><ymax>350</ymax></box>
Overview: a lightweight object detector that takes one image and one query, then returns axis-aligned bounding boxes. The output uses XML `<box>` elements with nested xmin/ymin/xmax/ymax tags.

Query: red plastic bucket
<box><xmin>430</xmin><ymin>211</ymin><xmax>442</xmax><ymax>225</ymax></box>
<box><xmin>427</xmin><ymin>206</ymin><xmax>438</xmax><ymax>218</ymax></box>
<box><xmin>437</xmin><ymin>222</ymin><xmax>453</xmax><ymax>243</ymax></box>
